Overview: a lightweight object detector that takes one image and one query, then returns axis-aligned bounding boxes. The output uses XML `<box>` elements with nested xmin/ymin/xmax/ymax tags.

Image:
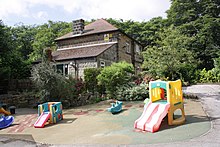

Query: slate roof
<box><xmin>52</xmin><ymin>43</ymin><xmax>116</xmax><ymax>61</ymax></box>
<box><xmin>55</xmin><ymin>19</ymin><xmax>119</xmax><ymax>41</ymax></box>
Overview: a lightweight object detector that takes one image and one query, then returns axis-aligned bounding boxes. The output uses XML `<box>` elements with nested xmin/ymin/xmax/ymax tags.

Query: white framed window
<box><xmin>126</xmin><ymin>42</ymin><xmax>131</xmax><ymax>53</ymax></box>
<box><xmin>135</xmin><ymin>44</ymin><xmax>141</xmax><ymax>54</ymax></box>
<box><xmin>100</xmin><ymin>61</ymin><xmax>105</xmax><ymax>68</ymax></box>
<box><xmin>56</xmin><ymin>64</ymin><xmax>69</xmax><ymax>76</ymax></box>
<box><xmin>64</xmin><ymin>64</ymin><xmax>68</xmax><ymax>76</ymax></box>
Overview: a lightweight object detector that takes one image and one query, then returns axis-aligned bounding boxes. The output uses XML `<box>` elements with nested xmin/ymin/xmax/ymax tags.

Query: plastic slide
<box><xmin>34</xmin><ymin>112</ymin><xmax>51</xmax><ymax>128</ymax></box>
<box><xmin>0</xmin><ymin>107</ymin><xmax>11</xmax><ymax>115</ymax></box>
<box><xmin>134</xmin><ymin>102</ymin><xmax>170</xmax><ymax>133</ymax></box>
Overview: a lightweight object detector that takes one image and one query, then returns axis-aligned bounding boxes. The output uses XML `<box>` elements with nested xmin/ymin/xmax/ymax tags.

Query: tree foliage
<box><xmin>0</xmin><ymin>20</ymin><xmax>71</xmax><ymax>81</ymax></box>
<box><xmin>167</xmin><ymin>0</ymin><xmax>220</xmax><ymax>69</ymax></box>
<box><xmin>142</xmin><ymin>26</ymin><xmax>197</xmax><ymax>81</ymax></box>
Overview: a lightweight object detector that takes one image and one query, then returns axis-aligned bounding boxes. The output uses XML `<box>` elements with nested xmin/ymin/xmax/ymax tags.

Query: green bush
<box><xmin>31</xmin><ymin>62</ymin><xmax>85</xmax><ymax>104</ymax></box>
<box><xmin>199</xmin><ymin>68</ymin><xmax>220</xmax><ymax>83</ymax></box>
<box><xmin>84</xmin><ymin>68</ymin><xmax>104</xmax><ymax>94</ymax></box>
<box><xmin>31</xmin><ymin>62</ymin><xmax>66</xmax><ymax>102</ymax></box>
<box><xmin>97</xmin><ymin>61</ymin><xmax>134</xmax><ymax>98</ymax></box>
<box><xmin>61</xmin><ymin>76</ymin><xmax>85</xmax><ymax>104</ymax></box>
<box><xmin>116</xmin><ymin>83</ymin><xmax>149</xmax><ymax>101</ymax></box>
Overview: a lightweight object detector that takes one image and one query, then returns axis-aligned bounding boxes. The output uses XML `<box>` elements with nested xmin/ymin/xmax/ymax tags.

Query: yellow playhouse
<box><xmin>149</xmin><ymin>79</ymin><xmax>185</xmax><ymax>125</ymax></box>
<box><xmin>134</xmin><ymin>79</ymin><xmax>185</xmax><ymax>132</ymax></box>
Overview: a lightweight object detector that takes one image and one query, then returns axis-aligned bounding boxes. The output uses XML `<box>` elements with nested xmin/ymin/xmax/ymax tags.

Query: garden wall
<box><xmin>0</xmin><ymin>93</ymin><xmax>38</xmax><ymax>108</ymax></box>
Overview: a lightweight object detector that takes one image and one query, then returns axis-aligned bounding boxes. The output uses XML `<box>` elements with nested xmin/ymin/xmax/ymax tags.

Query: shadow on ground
<box><xmin>160</xmin><ymin>114</ymin><xmax>210</xmax><ymax>131</ymax></box>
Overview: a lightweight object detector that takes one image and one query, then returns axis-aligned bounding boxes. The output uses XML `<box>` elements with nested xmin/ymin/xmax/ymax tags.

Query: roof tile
<box><xmin>52</xmin><ymin>43</ymin><xmax>116</xmax><ymax>61</ymax></box>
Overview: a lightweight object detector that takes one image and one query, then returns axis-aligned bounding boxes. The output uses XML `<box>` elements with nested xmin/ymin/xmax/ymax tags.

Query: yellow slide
<box><xmin>0</xmin><ymin>107</ymin><xmax>11</xmax><ymax>115</ymax></box>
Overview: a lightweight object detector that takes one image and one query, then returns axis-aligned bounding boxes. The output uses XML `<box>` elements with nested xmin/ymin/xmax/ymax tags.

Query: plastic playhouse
<box><xmin>107</xmin><ymin>100</ymin><xmax>123</xmax><ymax>114</ymax></box>
<box><xmin>34</xmin><ymin>102</ymin><xmax>63</xmax><ymax>128</ymax></box>
<box><xmin>134</xmin><ymin>79</ymin><xmax>185</xmax><ymax>132</ymax></box>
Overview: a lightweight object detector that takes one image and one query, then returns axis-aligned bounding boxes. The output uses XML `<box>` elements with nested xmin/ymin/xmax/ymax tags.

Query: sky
<box><xmin>0</xmin><ymin>0</ymin><xmax>171</xmax><ymax>26</ymax></box>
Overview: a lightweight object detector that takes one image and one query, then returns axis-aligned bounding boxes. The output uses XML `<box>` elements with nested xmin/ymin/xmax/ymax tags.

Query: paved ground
<box><xmin>0</xmin><ymin>84</ymin><xmax>219</xmax><ymax>146</ymax></box>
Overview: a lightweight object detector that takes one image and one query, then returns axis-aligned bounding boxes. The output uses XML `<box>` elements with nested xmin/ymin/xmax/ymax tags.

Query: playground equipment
<box><xmin>0</xmin><ymin>107</ymin><xmax>11</xmax><ymax>115</ymax></box>
<box><xmin>0</xmin><ymin>115</ymin><xmax>14</xmax><ymax>129</ymax></box>
<box><xmin>107</xmin><ymin>100</ymin><xmax>123</xmax><ymax>114</ymax></box>
<box><xmin>134</xmin><ymin>79</ymin><xmax>185</xmax><ymax>132</ymax></box>
<box><xmin>34</xmin><ymin>102</ymin><xmax>63</xmax><ymax>128</ymax></box>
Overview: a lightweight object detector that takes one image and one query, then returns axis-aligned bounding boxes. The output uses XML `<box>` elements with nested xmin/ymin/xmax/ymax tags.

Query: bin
<box><xmin>9</xmin><ymin>106</ymin><xmax>16</xmax><ymax>114</ymax></box>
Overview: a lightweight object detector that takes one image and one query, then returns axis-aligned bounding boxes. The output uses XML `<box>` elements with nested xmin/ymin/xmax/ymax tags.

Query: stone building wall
<box><xmin>97</xmin><ymin>44</ymin><xmax>117</xmax><ymax>67</ymax></box>
<box><xmin>117</xmin><ymin>33</ymin><xmax>133</xmax><ymax>63</ymax></box>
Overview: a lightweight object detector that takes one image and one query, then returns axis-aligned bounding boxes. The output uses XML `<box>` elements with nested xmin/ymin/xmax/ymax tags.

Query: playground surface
<box><xmin>0</xmin><ymin>98</ymin><xmax>210</xmax><ymax>145</ymax></box>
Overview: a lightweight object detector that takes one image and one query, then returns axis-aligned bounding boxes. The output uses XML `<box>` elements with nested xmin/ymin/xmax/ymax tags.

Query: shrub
<box><xmin>31</xmin><ymin>62</ymin><xmax>66</xmax><ymax>102</ymax></box>
<box><xmin>31</xmin><ymin>62</ymin><xmax>85</xmax><ymax>104</ymax></box>
<box><xmin>84</xmin><ymin>68</ymin><xmax>103</xmax><ymax>94</ymax></box>
<box><xmin>97</xmin><ymin>61</ymin><xmax>134</xmax><ymax>98</ymax></box>
<box><xmin>61</xmin><ymin>76</ymin><xmax>85</xmax><ymax>105</ymax></box>
<box><xmin>199</xmin><ymin>68</ymin><xmax>220</xmax><ymax>83</ymax></box>
<box><xmin>116</xmin><ymin>82</ymin><xmax>149</xmax><ymax>101</ymax></box>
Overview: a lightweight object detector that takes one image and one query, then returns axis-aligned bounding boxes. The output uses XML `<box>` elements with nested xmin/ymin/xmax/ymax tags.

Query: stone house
<box><xmin>52</xmin><ymin>19</ymin><xmax>143</xmax><ymax>79</ymax></box>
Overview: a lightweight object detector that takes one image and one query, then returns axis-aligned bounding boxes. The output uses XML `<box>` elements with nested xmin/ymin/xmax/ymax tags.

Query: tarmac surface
<box><xmin>0</xmin><ymin>84</ymin><xmax>220</xmax><ymax>146</ymax></box>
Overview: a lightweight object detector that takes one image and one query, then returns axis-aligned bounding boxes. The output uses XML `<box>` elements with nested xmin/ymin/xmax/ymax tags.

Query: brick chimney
<box><xmin>72</xmin><ymin>19</ymin><xmax>84</xmax><ymax>35</ymax></box>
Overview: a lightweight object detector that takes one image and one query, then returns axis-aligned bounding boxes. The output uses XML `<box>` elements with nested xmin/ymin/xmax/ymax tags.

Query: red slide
<box><xmin>134</xmin><ymin>102</ymin><xmax>170</xmax><ymax>132</ymax></box>
<box><xmin>34</xmin><ymin>112</ymin><xmax>51</xmax><ymax>128</ymax></box>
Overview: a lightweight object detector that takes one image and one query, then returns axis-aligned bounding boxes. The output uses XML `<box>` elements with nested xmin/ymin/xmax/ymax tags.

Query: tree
<box><xmin>139</xmin><ymin>17</ymin><xmax>168</xmax><ymax>48</ymax></box>
<box><xmin>0</xmin><ymin>20</ymin><xmax>30</xmax><ymax>80</ymax></box>
<box><xmin>142</xmin><ymin>26</ymin><xmax>197</xmax><ymax>82</ymax></box>
<box><xmin>0</xmin><ymin>20</ymin><xmax>12</xmax><ymax>86</ymax></box>
<box><xmin>29</xmin><ymin>21</ymin><xmax>71</xmax><ymax>61</ymax></box>
<box><xmin>167</xmin><ymin>0</ymin><xmax>220</xmax><ymax>69</ymax></box>
<box><xmin>107</xmin><ymin>18</ymin><xmax>168</xmax><ymax>50</ymax></box>
<box><xmin>11</xmin><ymin>24</ymin><xmax>36</xmax><ymax>61</ymax></box>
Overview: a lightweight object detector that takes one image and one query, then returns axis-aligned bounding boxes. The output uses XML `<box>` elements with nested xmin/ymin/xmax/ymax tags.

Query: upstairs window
<box><xmin>100</xmin><ymin>61</ymin><xmax>105</xmax><ymax>68</ymax></box>
<box><xmin>135</xmin><ymin>44</ymin><xmax>141</xmax><ymax>54</ymax></box>
<box><xmin>126</xmin><ymin>42</ymin><xmax>131</xmax><ymax>53</ymax></box>
<box><xmin>104</xmin><ymin>34</ymin><xmax>110</xmax><ymax>41</ymax></box>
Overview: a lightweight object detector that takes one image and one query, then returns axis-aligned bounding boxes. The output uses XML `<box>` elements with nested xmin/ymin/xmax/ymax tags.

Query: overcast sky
<box><xmin>0</xmin><ymin>0</ymin><xmax>171</xmax><ymax>26</ymax></box>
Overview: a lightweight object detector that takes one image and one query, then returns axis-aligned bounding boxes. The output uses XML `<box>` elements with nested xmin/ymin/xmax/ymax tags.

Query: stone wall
<box><xmin>0</xmin><ymin>93</ymin><xmax>39</xmax><ymax>108</ymax></box>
